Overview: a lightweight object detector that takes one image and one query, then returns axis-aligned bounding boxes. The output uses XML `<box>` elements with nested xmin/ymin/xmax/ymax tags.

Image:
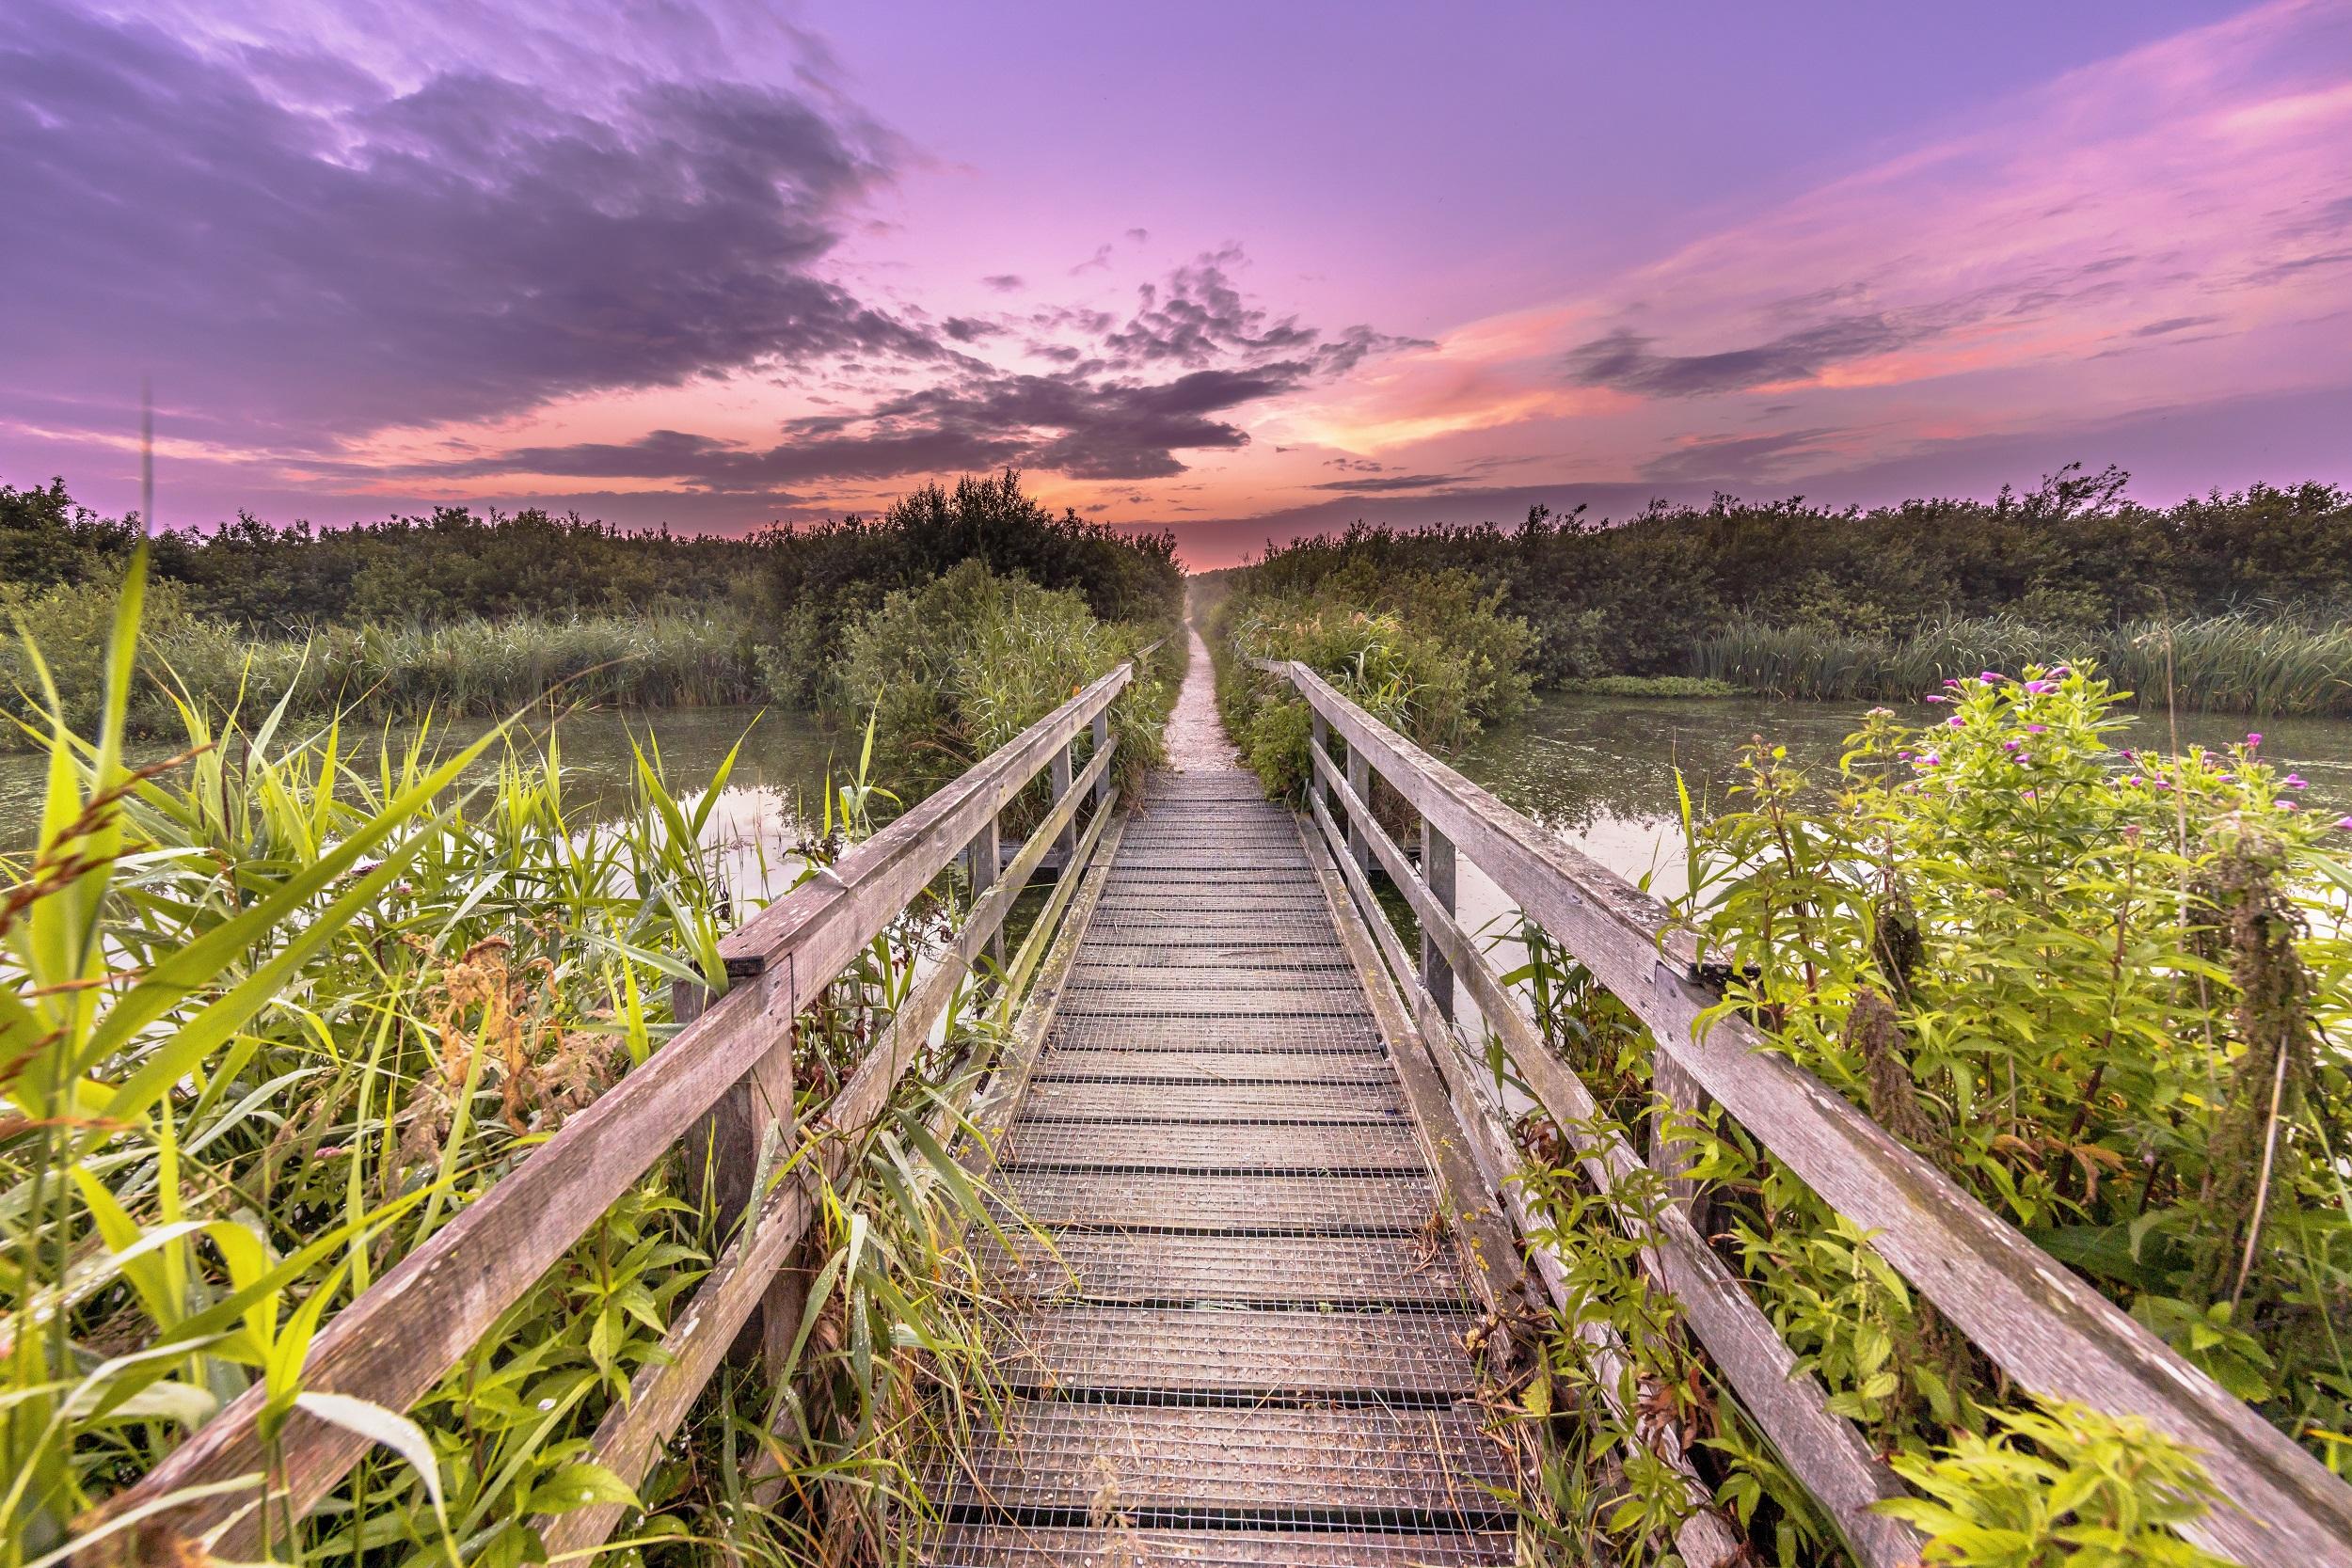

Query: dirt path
<box><xmin>1163</xmin><ymin>620</ymin><xmax>1240</xmax><ymax>772</ymax></box>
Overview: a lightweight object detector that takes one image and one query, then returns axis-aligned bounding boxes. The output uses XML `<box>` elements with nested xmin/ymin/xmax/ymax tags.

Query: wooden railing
<box><xmin>1263</xmin><ymin>657</ymin><xmax>2352</xmax><ymax>1568</ymax></box>
<box><xmin>105</xmin><ymin>653</ymin><xmax>1155</xmax><ymax>1560</ymax></box>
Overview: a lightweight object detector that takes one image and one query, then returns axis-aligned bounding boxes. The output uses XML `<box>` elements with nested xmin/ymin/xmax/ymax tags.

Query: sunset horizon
<box><xmin>8</xmin><ymin>0</ymin><xmax>2351</xmax><ymax>566</ymax></box>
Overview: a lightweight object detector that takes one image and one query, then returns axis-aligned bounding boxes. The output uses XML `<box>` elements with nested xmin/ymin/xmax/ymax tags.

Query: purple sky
<box><xmin>5</xmin><ymin>1</ymin><xmax>2349</xmax><ymax>565</ymax></box>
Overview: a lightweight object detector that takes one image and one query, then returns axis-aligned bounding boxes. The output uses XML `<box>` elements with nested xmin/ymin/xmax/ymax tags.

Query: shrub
<box><xmin>834</xmin><ymin>560</ymin><xmax>1170</xmax><ymax>807</ymax></box>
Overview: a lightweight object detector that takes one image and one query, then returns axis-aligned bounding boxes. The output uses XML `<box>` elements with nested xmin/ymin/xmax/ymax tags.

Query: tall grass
<box><xmin>2</xmin><ymin>554</ymin><xmax>1026</xmax><ymax>1564</ymax></box>
<box><xmin>1693</xmin><ymin>612</ymin><xmax>2352</xmax><ymax>715</ymax></box>
<box><xmin>2</xmin><ymin>576</ymin><xmax>762</xmax><ymax>747</ymax></box>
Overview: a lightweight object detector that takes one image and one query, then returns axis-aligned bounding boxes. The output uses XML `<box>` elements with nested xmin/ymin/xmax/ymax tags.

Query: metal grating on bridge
<box><xmin>922</xmin><ymin>768</ymin><xmax>1517</xmax><ymax>1565</ymax></box>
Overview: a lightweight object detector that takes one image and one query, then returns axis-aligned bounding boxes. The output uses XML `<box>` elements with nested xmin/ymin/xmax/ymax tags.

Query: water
<box><xmin>1454</xmin><ymin>693</ymin><xmax>2352</xmax><ymax>891</ymax></box>
<box><xmin>9</xmin><ymin>693</ymin><xmax>2344</xmax><ymax>910</ymax></box>
<box><xmin>0</xmin><ymin>705</ymin><xmax>852</xmax><ymax>904</ymax></box>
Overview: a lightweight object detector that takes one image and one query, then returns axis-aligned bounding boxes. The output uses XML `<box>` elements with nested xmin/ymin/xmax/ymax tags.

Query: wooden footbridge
<box><xmin>106</xmin><ymin>633</ymin><xmax>2352</xmax><ymax>1566</ymax></box>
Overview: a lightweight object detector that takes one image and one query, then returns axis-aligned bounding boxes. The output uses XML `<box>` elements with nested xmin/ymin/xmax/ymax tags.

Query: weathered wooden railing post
<box><xmin>674</xmin><ymin>974</ymin><xmax>799</xmax><ymax>1360</ymax></box>
<box><xmin>1421</xmin><ymin>817</ymin><xmax>1456</xmax><ymax>1022</ymax></box>
<box><xmin>1050</xmin><ymin>736</ymin><xmax>1076</xmax><ymax>861</ymax></box>
<box><xmin>1650</xmin><ymin>1040</ymin><xmax>1712</xmax><ymax>1232</ymax></box>
<box><xmin>967</xmin><ymin>816</ymin><xmax>1003</xmax><ymax>967</ymax></box>
<box><xmin>1090</xmin><ymin>710</ymin><xmax>1112</xmax><ymax>807</ymax></box>
<box><xmin>1343</xmin><ymin>740</ymin><xmax>1374</xmax><ymax>874</ymax></box>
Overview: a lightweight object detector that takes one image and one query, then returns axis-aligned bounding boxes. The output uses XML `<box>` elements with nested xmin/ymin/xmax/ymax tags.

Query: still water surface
<box><xmin>7</xmin><ymin>696</ymin><xmax>2345</xmax><ymax>902</ymax></box>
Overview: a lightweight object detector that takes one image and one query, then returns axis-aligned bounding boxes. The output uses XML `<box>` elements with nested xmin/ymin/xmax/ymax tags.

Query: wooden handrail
<box><xmin>105</xmin><ymin>657</ymin><xmax>1148</xmax><ymax>1557</ymax></box>
<box><xmin>1266</xmin><ymin>657</ymin><xmax>2352</xmax><ymax>1567</ymax></box>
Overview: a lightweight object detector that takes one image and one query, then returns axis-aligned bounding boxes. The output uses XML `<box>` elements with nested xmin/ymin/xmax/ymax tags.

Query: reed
<box><xmin>1</xmin><ymin>554</ymin><xmax>1020</xmax><ymax>1564</ymax></box>
<box><xmin>1692</xmin><ymin>612</ymin><xmax>2352</xmax><ymax>715</ymax></box>
<box><xmin>2</xmin><ymin>578</ymin><xmax>763</xmax><ymax>747</ymax></box>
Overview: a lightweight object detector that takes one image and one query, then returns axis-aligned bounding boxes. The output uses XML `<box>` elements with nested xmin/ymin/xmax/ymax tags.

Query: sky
<box><xmin>4</xmin><ymin>1</ymin><xmax>2349</xmax><ymax>566</ymax></box>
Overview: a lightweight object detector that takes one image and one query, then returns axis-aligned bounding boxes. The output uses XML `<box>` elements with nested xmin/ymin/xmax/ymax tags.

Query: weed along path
<box><xmin>925</xmin><ymin>632</ymin><xmax>1528</xmax><ymax>1564</ymax></box>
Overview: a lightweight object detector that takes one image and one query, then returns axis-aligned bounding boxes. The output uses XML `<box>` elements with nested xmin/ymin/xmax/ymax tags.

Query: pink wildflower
<box><xmin>2125</xmin><ymin>775</ymin><xmax>2142</xmax><ymax>786</ymax></box>
<box><xmin>2284</xmin><ymin>774</ymin><xmax>2309</xmax><ymax>788</ymax></box>
<box><xmin>2247</xmin><ymin>733</ymin><xmax>2264</xmax><ymax>747</ymax></box>
<box><xmin>1947</xmin><ymin>715</ymin><xmax>1965</xmax><ymax>727</ymax></box>
<box><xmin>1979</xmin><ymin>670</ymin><xmax>2002</xmax><ymax>682</ymax></box>
<box><xmin>2026</xmin><ymin>723</ymin><xmax>2047</xmax><ymax>734</ymax></box>
<box><xmin>2280</xmin><ymin>801</ymin><xmax>2297</xmax><ymax>812</ymax></box>
<box><xmin>2024</xmin><ymin>679</ymin><xmax>2055</xmax><ymax>694</ymax></box>
<box><xmin>2336</xmin><ymin>816</ymin><xmax>2352</xmax><ymax>831</ymax></box>
<box><xmin>1926</xmin><ymin>694</ymin><xmax>1947</xmax><ymax>704</ymax></box>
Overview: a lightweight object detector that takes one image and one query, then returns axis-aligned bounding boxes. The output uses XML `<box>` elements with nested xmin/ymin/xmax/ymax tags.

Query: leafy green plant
<box><xmin>1880</xmin><ymin>1400</ymin><xmax>2234</xmax><ymax>1567</ymax></box>
<box><xmin>4</xmin><ymin>554</ymin><xmax>1043</xmax><ymax>1565</ymax></box>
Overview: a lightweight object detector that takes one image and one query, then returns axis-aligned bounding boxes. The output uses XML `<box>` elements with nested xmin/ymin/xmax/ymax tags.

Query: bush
<box><xmin>835</xmin><ymin>560</ymin><xmax>1170</xmax><ymax>808</ymax></box>
<box><xmin>1211</xmin><ymin>561</ymin><xmax>1534</xmax><ymax>800</ymax></box>
<box><xmin>1688</xmin><ymin>665</ymin><xmax>2352</xmax><ymax>1466</ymax></box>
<box><xmin>757</xmin><ymin>471</ymin><xmax>1181</xmax><ymax>706</ymax></box>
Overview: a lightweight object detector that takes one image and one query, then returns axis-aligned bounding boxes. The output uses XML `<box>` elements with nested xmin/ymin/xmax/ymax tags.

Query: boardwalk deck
<box><xmin>927</xmin><ymin>746</ymin><xmax>1518</xmax><ymax>1562</ymax></box>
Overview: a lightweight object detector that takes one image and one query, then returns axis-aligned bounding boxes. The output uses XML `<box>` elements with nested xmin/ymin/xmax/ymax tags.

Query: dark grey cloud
<box><xmin>0</xmin><ymin>0</ymin><xmax>925</xmax><ymax>446</ymax></box>
<box><xmin>393</xmin><ymin>361</ymin><xmax>1311</xmax><ymax>488</ymax></box>
<box><xmin>1565</xmin><ymin>316</ymin><xmax>1915</xmax><ymax>398</ymax></box>
<box><xmin>2132</xmin><ymin>315</ymin><xmax>2221</xmax><ymax>338</ymax></box>
<box><xmin>1</xmin><ymin>8</ymin><xmax>1429</xmax><ymax>508</ymax></box>
<box><xmin>1103</xmin><ymin>248</ymin><xmax>1427</xmax><ymax>372</ymax></box>
<box><xmin>1309</xmin><ymin>472</ymin><xmax>1466</xmax><ymax>493</ymax></box>
<box><xmin>1324</xmin><ymin>457</ymin><xmax>1386</xmax><ymax>472</ymax></box>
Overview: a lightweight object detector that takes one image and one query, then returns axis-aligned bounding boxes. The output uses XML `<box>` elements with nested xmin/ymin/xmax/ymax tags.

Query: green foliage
<box><xmin>755</xmin><ymin>471</ymin><xmax>1182</xmax><ymax>706</ymax></box>
<box><xmin>1694</xmin><ymin>612</ymin><xmax>2352</xmax><ymax>716</ymax></box>
<box><xmin>1682</xmin><ymin>665</ymin><xmax>2352</xmax><ymax>1472</ymax></box>
<box><xmin>1880</xmin><ymin>1401</ymin><xmax>2233</xmax><ymax>1567</ymax></box>
<box><xmin>1229</xmin><ymin>467</ymin><xmax>2352</xmax><ymax>709</ymax></box>
<box><xmin>1488</xmin><ymin>666</ymin><xmax>2347</xmax><ymax>1563</ymax></box>
<box><xmin>2</xmin><ymin>560</ymin><xmax>1028</xmax><ymax>1564</ymax></box>
<box><xmin>1211</xmin><ymin>559</ymin><xmax>1534</xmax><ymax>798</ymax></box>
<box><xmin>1561</xmin><ymin>674</ymin><xmax>1740</xmax><ymax>699</ymax></box>
<box><xmin>834</xmin><ymin>561</ymin><xmax>1171</xmax><ymax>806</ymax></box>
<box><xmin>2</xmin><ymin>576</ymin><xmax>763</xmax><ymax>743</ymax></box>
<box><xmin>1</xmin><ymin>476</ymin><xmax>766</xmax><ymax>626</ymax></box>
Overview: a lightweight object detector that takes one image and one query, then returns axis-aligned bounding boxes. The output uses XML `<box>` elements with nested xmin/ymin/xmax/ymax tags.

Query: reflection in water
<box><xmin>1457</xmin><ymin>694</ymin><xmax>2352</xmax><ymax>891</ymax></box>
<box><xmin>0</xmin><ymin>705</ymin><xmax>850</xmax><ymax>908</ymax></box>
<box><xmin>1442</xmin><ymin>694</ymin><xmax>2352</xmax><ymax>989</ymax></box>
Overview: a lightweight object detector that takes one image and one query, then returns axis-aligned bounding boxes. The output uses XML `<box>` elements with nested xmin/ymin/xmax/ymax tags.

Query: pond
<box><xmin>1454</xmin><ymin>693</ymin><xmax>2352</xmax><ymax>891</ymax></box>
<box><xmin>0</xmin><ymin>706</ymin><xmax>852</xmax><ymax>905</ymax></box>
<box><xmin>8</xmin><ymin>693</ymin><xmax>2344</xmax><ymax>915</ymax></box>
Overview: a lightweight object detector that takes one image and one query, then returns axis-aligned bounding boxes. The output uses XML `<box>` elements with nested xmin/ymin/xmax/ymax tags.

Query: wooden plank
<box><xmin>1064</xmin><ymin>965</ymin><xmax>1362</xmax><ymax>990</ymax></box>
<box><xmin>1074</xmin><ymin>942</ymin><xmax>1353</xmax><ymax>967</ymax></box>
<box><xmin>1052</xmin><ymin>990</ymin><xmax>1373</xmax><ymax>1019</ymax></box>
<box><xmin>1031</xmin><ymin>1049</ymin><xmax>1392</xmax><ymax>1085</ymax></box>
<box><xmin>1283</xmin><ymin>660</ymin><xmax>2352</xmax><ymax>1566</ymax></box>
<box><xmin>1046</xmin><ymin>1015</ymin><xmax>1386</xmax><ymax>1053</ymax></box>
<box><xmin>999</xmin><ymin>1121</ymin><xmax>1426</xmax><ymax>1174</ymax></box>
<box><xmin>986</xmin><ymin>1306</ymin><xmax>1482</xmax><ymax>1399</ymax></box>
<box><xmin>998</xmin><ymin>1171</ymin><xmax>1437</xmax><ymax>1231</ymax></box>
<box><xmin>1421</xmin><ymin>816</ymin><xmax>1456</xmax><ymax>1022</ymax></box>
<box><xmin>920</xmin><ymin>1528</ymin><xmax>1514</xmax><ymax>1566</ymax></box>
<box><xmin>1015</xmin><ymin>1079</ymin><xmax>1406</xmax><ymax>1122</ymax></box>
<box><xmin>975</xmin><ymin>1229</ymin><xmax>1467</xmax><ymax>1306</ymax></box>
<box><xmin>1049</xmin><ymin>738</ymin><xmax>1076</xmax><ymax>859</ymax></box>
<box><xmin>928</xmin><ymin>1401</ymin><xmax>1511</xmax><ymax>1514</ymax></box>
